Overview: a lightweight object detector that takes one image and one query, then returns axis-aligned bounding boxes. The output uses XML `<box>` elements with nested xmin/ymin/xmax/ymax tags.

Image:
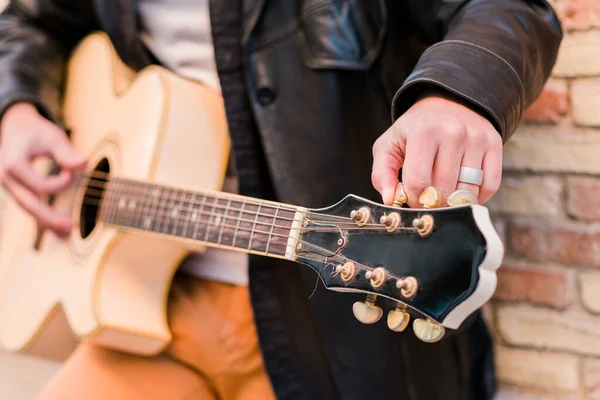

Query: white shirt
<box><xmin>137</xmin><ymin>0</ymin><xmax>249</xmax><ymax>285</ymax></box>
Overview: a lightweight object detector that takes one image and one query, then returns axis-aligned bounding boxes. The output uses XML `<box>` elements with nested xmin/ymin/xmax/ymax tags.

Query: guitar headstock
<box><xmin>293</xmin><ymin>188</ymin><xmax>504</xmax><ymax>343</ymax></box>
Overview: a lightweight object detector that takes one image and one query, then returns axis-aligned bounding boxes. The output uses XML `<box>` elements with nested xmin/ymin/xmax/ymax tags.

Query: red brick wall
<box><xmin>488</xmin><ymin>1</ymin><xmax>600</xmax><ymax>398</ymax></box>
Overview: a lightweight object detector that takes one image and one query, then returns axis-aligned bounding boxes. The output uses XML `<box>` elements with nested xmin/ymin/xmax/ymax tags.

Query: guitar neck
<box><xmin>96</xmin><ymin>176</ymin><xmax>305</xmax><ymax>260</ymax></box>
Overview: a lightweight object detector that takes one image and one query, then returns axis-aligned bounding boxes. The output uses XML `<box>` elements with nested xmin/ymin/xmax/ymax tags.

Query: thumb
<box><xmin>371</xmin><ymin>134</ymin><xmax>405</xmax><ymax>205</ymax></box>
<box><xmin>46</xmin><ymin>125</ymin><xmax>87</xmax><ymax>170</ymax></box>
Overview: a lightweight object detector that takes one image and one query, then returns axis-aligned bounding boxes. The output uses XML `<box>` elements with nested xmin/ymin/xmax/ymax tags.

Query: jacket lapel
<box><xmin>241</xmin><ymin>0</ymin><xmax>266</xmax><ymax>46</ymax></box>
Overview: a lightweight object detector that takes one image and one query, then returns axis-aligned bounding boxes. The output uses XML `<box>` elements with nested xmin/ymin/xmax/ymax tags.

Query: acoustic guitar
<box><xmin>0</xmin><ymin>33</ymin><xmax>504</xmax><ymax>362</ymax></box>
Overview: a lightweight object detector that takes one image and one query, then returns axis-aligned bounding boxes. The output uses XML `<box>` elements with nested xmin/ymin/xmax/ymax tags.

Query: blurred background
<box><xmin>0</xmin><ymin>0</ymin><xmax>598</xmax><ymax>399</ymax></box>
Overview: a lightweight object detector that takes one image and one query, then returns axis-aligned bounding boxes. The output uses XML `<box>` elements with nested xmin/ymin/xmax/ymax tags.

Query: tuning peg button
<box><xmin>392</xmin><ymin>182</ymin><xmax>408</xmax><ymax>207</ymax></box>
<box><xmin>419</xmin><ymin>186</ymin><xmax>442</xmax><ymax>209</ymax></box>
<box><xmin>387</xmin><ymin>305</ymin><xmax>410</xmax><ymax>332</ymax></box>
<box><xmin>447</xmin><ymin>190</ymin><xmax>478</xmax><ymax>207</ymax></box>
<box><xmin>413</xmin><ymin>318</ymin><xmax>445</xmax><ymax>343</ymax></box>
<box><xmin>352</xmin><ymin>294</ymin><xmax>383</xmax><ymax>324</ymax></box>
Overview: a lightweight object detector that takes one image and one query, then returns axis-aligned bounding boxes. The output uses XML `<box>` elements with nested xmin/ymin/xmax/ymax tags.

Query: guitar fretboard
<box><xmin>97</xmin><ymin>178</ymin><xmax>298</xmax><ymax>258</ymax></box>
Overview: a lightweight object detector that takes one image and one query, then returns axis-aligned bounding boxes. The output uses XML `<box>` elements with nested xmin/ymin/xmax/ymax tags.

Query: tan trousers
<box><xmin>35</xmin><ymin>273</ymin><xmax>277</xmax><ymax>400</ymax></box>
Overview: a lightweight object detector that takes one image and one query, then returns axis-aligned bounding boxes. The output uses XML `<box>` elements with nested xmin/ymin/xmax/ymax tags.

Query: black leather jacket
<box><xmin>0</xmin><ymin>1</ymin><xmax>562</xmax><ymax>399</ymax></box>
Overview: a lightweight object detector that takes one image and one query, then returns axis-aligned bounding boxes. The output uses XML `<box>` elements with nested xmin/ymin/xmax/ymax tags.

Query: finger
<box><xmin>431</xmin><ymin>140</ymin><xmax>465</xmax><ymax>205</ymax></box>
<box><xmin>2</xmin><ymin>173</ymin><xmax>73</xmax><ymax>235</ymax></box>
<box><xmin>45</xmin><ymin>126</ymin><xmax>86</xmax><ymax>170</ymax></box>
<box><xmin>402</xmin><ymin>136</ymin><xmax>438</xmax><ymax>208</ymax></box>
<box><xmin>9</xmin><ymin>162</ymin><xmax>73</xmax><ymax>196</ymax></box>
<box><xmin>371</xmin><ymin>130</ymin><xmax>405</xmax><ymax>205</ymax></box>
<box><xmin>478</xmin><ymin>144</ymin><xmax>503</xmax><ymax>204</ymax></box>
<box><xmin>456</xmin><ymin>143</ymin><xmax>486</xmax><ymax>200</ymax></box>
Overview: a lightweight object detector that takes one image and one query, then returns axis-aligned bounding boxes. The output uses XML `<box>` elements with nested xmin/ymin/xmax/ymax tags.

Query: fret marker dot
<box><xmin>215</xmin><ymin>215</ymin><xmax>222</xmax><ymax>225</ymax></box>
<box><xmin>118</xmin><ymin>198</ymin><xmax>126</xmax><ymax>210</ymax></box>
<box><xmin>128</xmin><ymin>200</ymin><xmax>136</xmax><ymax>211</ymax></box>
<box><xmin>143</xmin><ymin>217</ymin><xmax>152</xmax><ymax>229</ymax></box>
<box><xmin>191</xmin><ymin>211</ymin><xmax>198</xmax><ymax>221</ymax></box>
<box><xmin>171</xmin><ymin>208</ymin><xmax>179</xmax><ymax>218</ymax></box>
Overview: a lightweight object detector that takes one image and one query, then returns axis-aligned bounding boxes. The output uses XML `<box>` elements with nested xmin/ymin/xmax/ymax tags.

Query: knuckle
<box><xmin>442</xmin><ymin>119</ymin><xmax>466</xmax><ymax>141</ymax></box>
<box><xmin>404</xmin><ymin>174</ymin><xmax>430</xmax><ymax>193</ymax></box>
<box><xmin>370</xmin><ymin>169</ymin><xmax>382</xmax><ymax>189</ymax></box>
<box><xmin>372</xmin><ymin>138</ymin><xmax>383</xmax><ymax>156</ymax></box>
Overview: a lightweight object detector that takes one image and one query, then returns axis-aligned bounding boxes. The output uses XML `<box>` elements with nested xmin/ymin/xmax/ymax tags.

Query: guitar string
<box><xmin>99</xmin><ymin>213</ymin><xmax>388</xmax><ymax>285</ymax></box>
<box><xmin>77</xmin><ymin>171</ymin><xmax>365</xmax><ymax>222</ymax></box>
<box><xmin>75</xmin><ymin>176</ymin><xmax>414</xmax><ymax>282</ymax></box>
<box><xmin>82</xmin><ymin>186</ymin><xmax>389</xmax><ymax>230</ymax></box>
<box><xmin>83</xmin><ymin>174</ymin><xmax>357</xmax><ymax>222</ymax></box>
<box><xmin>79</xmin><ymin>177</ymin><xmax>393</xmax><ymax>229</ymax></box>
<box><xmin>85</xmin><ymin>193</ymin><xmax>418</xmax><ymax>234</ymax></box>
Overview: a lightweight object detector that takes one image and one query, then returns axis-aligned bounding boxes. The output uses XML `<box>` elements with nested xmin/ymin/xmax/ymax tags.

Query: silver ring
<box><xmin>458</xmin><ymin>166</ymin><xmax>483</xmax><ymax>186</ymax></box>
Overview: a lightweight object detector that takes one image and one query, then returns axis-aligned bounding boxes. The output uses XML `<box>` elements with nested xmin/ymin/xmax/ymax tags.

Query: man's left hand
<box><xmin>371</xmin><ymin>92</ymin><xmax>503</xmax><ymax>208</ymax></box>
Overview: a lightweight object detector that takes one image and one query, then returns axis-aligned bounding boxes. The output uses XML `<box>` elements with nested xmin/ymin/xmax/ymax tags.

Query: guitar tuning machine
<box><xmin>419</xmin><ymin>186</ymin><xmax>443</xmax><ymax>209</ymax></box>
<box><xmin>380</xmin><ymin>212</ymin><xmax>401</xmax><ymax>232</ymax></box>
<box><xmin>447</xmin><ymin>190</ymin><xmax>478</xmax><ymax>207</ymax></box>
<box><xmin>387</xmin><ymin>303</ymin><xmax>410</xmax><ymax>332</ymax></box>
<box><xmin>335</xmin><ymin>262</ymin><xmax>356</xmax><ymax>282</ymax></box>
<box><xmin>413</xmin><ymin>318</ymin><xmax>445</xmax><ymax>343</ymax></box>
<box><xmin>396</xmin><ymin>276</ymin><xmax>418</xmax><ymax>298</ymax></box>
<box><xmin>352</xmin><ymin>294</ymin><xmax>383</xmax><ymax>324</ymax></box>
<box><xmin>350</xmin><ymin>207</ymin><xmax>370</xmax><ymax>226</ymax></box>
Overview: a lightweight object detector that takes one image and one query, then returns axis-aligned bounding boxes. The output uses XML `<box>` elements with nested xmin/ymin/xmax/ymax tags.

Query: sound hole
<box><xmin>80</xmin><ymin>158</ymin><xmax>110</xmax><ymax>239</ymax></box>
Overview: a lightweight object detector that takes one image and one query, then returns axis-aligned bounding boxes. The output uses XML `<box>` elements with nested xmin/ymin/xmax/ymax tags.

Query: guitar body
<box><xmin>0</xmin><ymin>32</ymin><xmax>230</xmax><ymax>360</ymax></box>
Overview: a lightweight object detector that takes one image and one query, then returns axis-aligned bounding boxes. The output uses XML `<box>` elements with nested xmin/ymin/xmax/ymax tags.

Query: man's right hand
<box><xmin>0</xmin><ymin>103</ymin><xmax>86</xmax><ymax>236</ymax></box>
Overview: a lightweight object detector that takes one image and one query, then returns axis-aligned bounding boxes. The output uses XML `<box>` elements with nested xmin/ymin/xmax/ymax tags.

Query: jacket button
<box><xmin>257</xmin><ymin>87</ymin><xmax>276</xmax><ymax>106</ymax></box>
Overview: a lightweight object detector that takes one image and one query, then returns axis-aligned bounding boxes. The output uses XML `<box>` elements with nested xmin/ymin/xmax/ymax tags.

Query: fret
<box><xmin>149</xmin><ymin>185</ymin><xmax>161</xmax><ymax>233</ymax></box>
<box><xmin>133</xmin><ymin>181</ymin><xmax>146</xmax><ymax>230</ymax></box>
<box><xmin>170</xmin><ymin>190</ymin><xmax>184</xmax><ymax>236</ymax></box>
<box><xmin>216</xmin><ymin>198</ymin><xmax>231</xmax><ymax>246</ymax></box>
<box><xmin>182</xmin><ymin>191</ymin><xmax>196</xmax><ymax>238</ymax></box>
<box><xmin>264</xmin><ymin>204</ymin><xmax>280</xmax><ymax>255</ymax></box>
<box><xmin>191</xmin><ymin>194</ymin><xmax>206</xmax><ymax>240</ymax></box>
<box><xmin>204</xmin><ymin>196</ymin><xmax>219</xmax><ymax>242</ymax></box>
<box><xmin>231</xmin><ymin>201</ymin><xmax>246</xmax><ymax>248</ymax></box>
<box><xmin>140</xmin><ymin>183</ymin><xmax>153</xmax><ymax>231</ymax></box>
<box><xmin>247</xmin><ymin>202</ymin><xmax>262</xmax><ymax>252</ymax></box>
<box><xmin>97</xmin><ymin>177</ymin><xmax>296</xmax><ymax>259</ymax></box>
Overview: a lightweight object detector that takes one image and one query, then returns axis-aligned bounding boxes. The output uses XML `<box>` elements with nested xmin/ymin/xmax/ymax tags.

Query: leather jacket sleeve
<box><xmin>0</xmin><ymin>1</ymin><xmax>97</xmax><ymax>124</ymax></box>
<box><xmin>391</xmin><ymin>0</ymin><xmax>563</xmax><ymax>143</ymax></box>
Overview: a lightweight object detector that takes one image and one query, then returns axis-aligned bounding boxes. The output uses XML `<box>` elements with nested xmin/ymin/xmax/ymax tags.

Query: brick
<box><xmin>487</xmin><ymin>176</ymin><xmax>563</xmax><ymax>217</ymax></box>
<box><xmin>554</xmin><ymin>0</ymin><xmax>600</xmax><ymax>31</ymax></box>
<box><xmin>567</xmin><ymin>176</ymin><xmax>600</xmax><ymax>221</ymax></box>
<box><xmin>571</xmin><ymin>78</ymin><xmax>600</xmax><ymax>127</ymax></box>
<box><xmin>504</xmin><ymin>132</ymin><xmax>600</xmax><ymax>174</ymax></box>
<box><xmin>496</xmin><ymin>346</ymin><xmax>580</xmax><ymax>392</ymax></box>
<box><xmin>580</xmin><ymin>272</ymin><xmax>600</xmax><ymax>313</ymax></box>
<box><xmin>553</xmin><ymin>31</ymin><xmax>600</xmax><ymax>77</ymax></box>
<box><xmin>584</xmin><ymin>358</ymin><xmax>600</xmax><ymax>399</ymax></box>
<box><xmin>495</xmin><ymin>261</ymin><xmax>574</xmax><ymax>308</ymax></box>
<box><xmin>496</xmin><ymin>304</ymin><xmax>600</xmax><ymax>356</ymax></box>
<box><xmin>508</xmin><ymin>219</ymin><xmax>600</xmax><ymax>267</ymax></box>
<box><xmin>522</xmin><ymin>80</ymin><xmax>568</xmax><ymax>123</ymax></box>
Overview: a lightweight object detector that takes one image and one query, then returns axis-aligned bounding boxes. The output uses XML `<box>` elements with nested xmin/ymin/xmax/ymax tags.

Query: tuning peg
<box><xmin>392</xmin><ymin>182</ymin><xmax>408</xmax><ymax>207</ymax></box>
<box><xmin>387</xmin><ymin>304</ymin><xmax>410</xmax><ymax>332</ymax></box>
<box><xmin>419</xmin><ymin>186</ymin><xmax>442</xmax><ymax>209</ymax></box>
<box><xmin>352</xmin><ymin>294</ymin><xmax>383</xmax><ymax>324</ymax></box>
<box><xmin>413</xmin><ymin>318</ymin><xmax>445</xmax><ymax>343</ymax></box>
<box><xmin>447</xmin><ymin>190</ymin><xmax>478</xmax><ymax>207</ymax></box>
